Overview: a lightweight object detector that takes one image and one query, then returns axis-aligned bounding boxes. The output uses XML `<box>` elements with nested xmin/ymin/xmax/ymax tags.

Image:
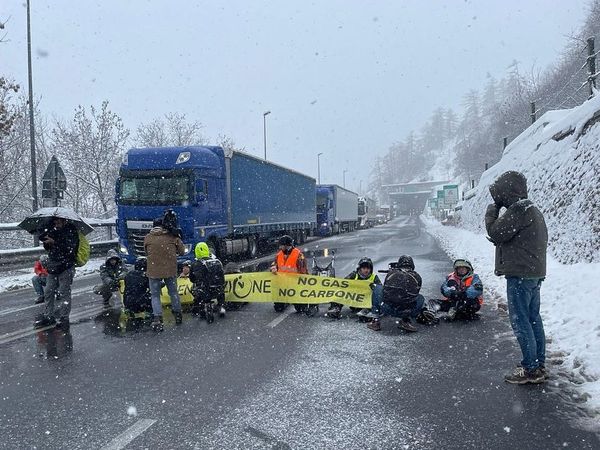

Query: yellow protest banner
<box><xmin>224</xmin><ymin>272</ymin><xmax>372</xmax><ymax>309</ymax></box>
<box><xmin>123</xmin><ymin>273</ymin><xmax>372</xmax><ymax>309</ymax></box>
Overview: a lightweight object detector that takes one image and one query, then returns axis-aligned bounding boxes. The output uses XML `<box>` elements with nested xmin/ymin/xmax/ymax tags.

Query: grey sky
<box><xmin>2</xmin><ymin>0</ymin><xmax>589</xmax><ymax>192</ymax></box>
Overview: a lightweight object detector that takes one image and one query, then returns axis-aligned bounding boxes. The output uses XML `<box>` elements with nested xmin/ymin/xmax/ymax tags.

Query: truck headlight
<box><xmin>119</xmin><ymin>243</ymin><xmax>129</xmax><ymax>255</ymax></box>
<box><xmin>184</xmin><ymin>244</ymin><xmax>192</xmax><ymax>254</ymax></box>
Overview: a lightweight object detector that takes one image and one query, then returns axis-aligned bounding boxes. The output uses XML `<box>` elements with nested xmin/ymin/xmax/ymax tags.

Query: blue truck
<box><xmin>316</xmin><ymin>184</ymin><xmax>358</xmax><ymax>235</ymax></box>
<box><xmin>116</xmin><ymin>146</ymin><xmax>316</xmax><ymax>263</ymax></box>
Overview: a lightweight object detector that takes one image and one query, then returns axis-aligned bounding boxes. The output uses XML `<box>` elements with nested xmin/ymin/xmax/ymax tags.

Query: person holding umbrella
<box><xmin>19</xmin><ymin>207</ymin><xmax>93</xmax><ymax>329</ymax></box>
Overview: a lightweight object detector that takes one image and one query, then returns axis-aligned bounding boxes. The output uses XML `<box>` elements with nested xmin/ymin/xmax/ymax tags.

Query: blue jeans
<box><xmin>32</xmin><ymin>275</ymin><xmax>47</xmax><ymax>297</ymax></box>
<box><xmin>372</xmin><ymin>289</ymin><xmax>425</xmax><ymax>320</ymax></box>
<box><xmin>149</xmin><ymin>277</ymin><xmax>182</xmax><ymax>317</ymax></box>
<box><xmin>506</xmin><ymin>277</ymin><xmax>545</xmax><ymax>371</ymax></box>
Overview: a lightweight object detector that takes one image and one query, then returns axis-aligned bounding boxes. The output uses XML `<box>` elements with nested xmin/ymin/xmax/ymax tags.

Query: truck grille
<box><xmin>127</xmin><ymin>229</ymin><xmax>150</xmax><ymax>256</ymax></box>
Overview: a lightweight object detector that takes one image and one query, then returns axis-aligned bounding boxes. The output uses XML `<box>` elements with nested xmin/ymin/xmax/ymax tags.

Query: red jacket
<box><xmin>34</xmin><ymin>260</ymin><xmax>48</xmax><ymax>277</ymax></box>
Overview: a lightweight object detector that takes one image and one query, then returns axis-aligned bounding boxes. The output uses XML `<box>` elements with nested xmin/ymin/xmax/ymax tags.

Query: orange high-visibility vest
<box><xmin>276</xmin><ymin>248</ymin><xmax>301</xmax><ymax>273</ymax></box>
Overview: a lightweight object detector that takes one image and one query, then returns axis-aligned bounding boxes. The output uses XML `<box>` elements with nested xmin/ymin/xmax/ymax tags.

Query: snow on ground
<box><xmin>458</xmin><ymin>93</ymin><xmax>600</xmax><ymax>264</ymax></box>
<box><xmin>0</xmin><ymin>258</ymin><xmax>104</xmax><ymax>294</ymax></box>
<box><xmin>432</xmin><ymin>93</ymin><xmax>600</xmax><ymax>411</ymax></box>
<box><xmin>423</xmin><ymin>216</ymin><xmax>600</xmax><ymax>412</ymax></box>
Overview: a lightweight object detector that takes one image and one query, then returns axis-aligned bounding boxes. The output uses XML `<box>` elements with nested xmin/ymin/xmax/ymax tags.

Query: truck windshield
<box><xmin>119</xmin><ymin>175</ymin><xmax>190</xmax><ymax>205</ymax></box>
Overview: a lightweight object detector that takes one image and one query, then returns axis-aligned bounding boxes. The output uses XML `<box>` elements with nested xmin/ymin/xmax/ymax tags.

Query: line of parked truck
<box><xmin>115</xmin><ymin>146</ymin><xmax>390</xmax><ymax>263</ymax></box>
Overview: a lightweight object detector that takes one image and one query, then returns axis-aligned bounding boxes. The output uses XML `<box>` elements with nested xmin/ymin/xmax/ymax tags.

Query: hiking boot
<box><xmin>539</xmin><ymin>365</ymin><xmax>549</xmax><ymax>379</ymax></box>
<box><xmin>152</xmin><ymin>316</ymin><xmax>164</xmax><ymax>332</ymax></box>
<box><xmin>34</xmin><ymin>314</ymin><xmax>56</xmax><ymax>328</ymax></box>
<box><xmin>447</xmin><ymin>307</ymin><xmax>457</xmax><ymax>321</ymax></box>
<box><xmin>174</xmin><ymin>311</ymin><xmax>183</xmax><ymax>325</ymax></box>
<box><xmin>306</xmin><ymin>305</ymin><xmax>319</xmax><ymax>317</ymax></box>
<box><xmin>35</xmin><ymin>296</ymin><xmax>44</xmax><ymax>305</ymax></box>
<box><xmin>326</xmin><ymin>306</ymin><xmax>342</xmax><ymax>319</ymax></box>
<box><xmin>219</xmin><ymin>305</ymin><xmax>226</xmax><ymax>317</ymax></box>
<box><xmin>367</xmin><ymin>319</ymin><xmax>381</xmax><ymax>331</ymax></box>
<box><xmin>399</xmin><ymin>318</ymin><xmax>418</xmax><ymax>332</ymax></box>
<box><xmin>504</xmin><ymin>366</ymin><xmax>545</xmax><ymax>384</ymax></box>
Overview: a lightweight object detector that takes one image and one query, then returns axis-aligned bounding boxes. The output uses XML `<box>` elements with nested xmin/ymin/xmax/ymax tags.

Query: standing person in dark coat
<box><xmin>485</xmin><ymin>170</ymin><xmax>548</xmax><ymax>385</ymax></box>
<box><xmin>34</xmin><ymin>218</ymin><xmax>79</xmax><ymax>329</ymax></box>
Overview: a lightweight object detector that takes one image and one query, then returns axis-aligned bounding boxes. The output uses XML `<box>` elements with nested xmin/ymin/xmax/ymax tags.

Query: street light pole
<box><xmin>263</xmin><ymin>111</ymin><xmax>271</xmax><ymax>160</ymax></box>
<box><xmin>317</xmin><ymin>152</ymin><xmax>323</xmax><ymax>185</ymax></box>
<box><xmin>343</xmin><ymin>169</ymin><xmax>347</xmax><ymax>188</ymax></box>
<box><xmin>27</xmin><ymin>0</ymin><xmax>38</xmax><ymax>212</ymax></box>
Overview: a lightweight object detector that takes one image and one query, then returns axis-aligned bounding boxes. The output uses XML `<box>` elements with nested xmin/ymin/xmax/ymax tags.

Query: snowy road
<box><xmin>0</xmin><ymin>217</ymin><xmax>598</xmax><ymax>449</ymax></box>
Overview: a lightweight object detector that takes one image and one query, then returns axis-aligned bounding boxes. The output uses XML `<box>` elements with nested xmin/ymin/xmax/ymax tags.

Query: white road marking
<box><xmin>266</xmin><ymin>308</ymin><xmax>294</xmax><ymax>328</ymax></box>
<box><xmin>0</xmin><ymin>305</ymin><xmax>107</xmax><ymax>345</ymax></box>
<box><xmin>0</xmin><ymin>286</ymin><xmax>95</xmax><ymax>316</ymax></box>
<box><xmin>99</xmin><ymin>419</ymin><xmax>157</xmax><ymax>450</ymax></box>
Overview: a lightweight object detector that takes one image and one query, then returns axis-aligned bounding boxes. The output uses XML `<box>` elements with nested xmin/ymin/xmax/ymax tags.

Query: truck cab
<box><xmin>116</xmin><ymin>146</ymin><xmax>227</xmax><ymax>264</ymax></box>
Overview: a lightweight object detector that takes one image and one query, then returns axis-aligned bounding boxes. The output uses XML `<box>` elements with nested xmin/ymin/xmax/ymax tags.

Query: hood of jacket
<box><xmin>148</xmin><ymin>226</ymin><xmax>168</xmax><ymax>236</ymax></box>
<box><xmin>105</xmin><ymin>249</ymin><xmax>121</xmax><ymax>264</ymax></box>
<box><xmin>489</xmin><ymin>171</ymin><xmax>528</xmax><ymax>208</ymax></box>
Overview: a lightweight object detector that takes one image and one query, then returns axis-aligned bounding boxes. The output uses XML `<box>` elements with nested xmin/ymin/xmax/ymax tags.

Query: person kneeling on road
<box><xmin>94</xmin><ymin>249</ymin><xmax>127</xmax><ymax>307</ymax></box>
<box><xmin>327</xmin><ymin>257</ymin><xmax>382</xmax><ymax>320</ymax></box>
<box><xmin>123</xmin><ymin>257</ymin><xmax>152</xmax><ymax>316</ymax></box>
<box><xmin>436</xmin><ymin>259</ymin><xmax>483</xmax><ymax>321</ymax></box>
<box><xmin>367</xmin><ymin>255</ymin><xmax>426</xmax><ymax>332</ymax></box>
<box><xmin>189</xmin><ymin>242</ymin><xmax>226</xmax><ymax>318</ymax></box>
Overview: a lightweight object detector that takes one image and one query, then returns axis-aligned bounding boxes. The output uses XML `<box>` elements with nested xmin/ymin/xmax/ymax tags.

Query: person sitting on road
<box><xmin>93</xmin><ymin>249</ymin><xmax>127</xmax><ymax>307</ymax></box>
<box><xmin>189</xmin><ymin>242</ymin><xmax>226</xmax><ymax>318</ymax></box>
<box><xmin>123</xmin><ymin>257</ymin><xmax>152</xmax><ymax>316</ymax></box>
<box><xmin>179</xmin><ymin>261</ymin><xmax>191</xmax><ymax>279</ymax></box>
<box><xmin>327</xmin><ymin>257</ymin><xmax>382</xmax><ymax>320</ymax></box>
<box><xmin>270</xmin><ymin>235</ymin><xmax>310</xmax><ymax>314</ymax></box>
<box><xmin>435</xmin><ymin>259</ymin><xmax>483</xmax><ymax>321</ymax></box>
<box><xmin>32</xmin><ymin>255</ymin><xmax>49</xmax><ymax>304</ymax></box>
<box><xmin>367</xmin><ymin>255</ymin><xmax>426</xmax><ymax>332</ymax></box>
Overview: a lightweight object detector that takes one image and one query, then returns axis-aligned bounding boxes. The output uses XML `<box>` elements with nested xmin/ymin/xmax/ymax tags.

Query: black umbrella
<box><xmin>18</xmin><ymin>207</ymin><xmax>95</xmax><ymax>235</ymax></box>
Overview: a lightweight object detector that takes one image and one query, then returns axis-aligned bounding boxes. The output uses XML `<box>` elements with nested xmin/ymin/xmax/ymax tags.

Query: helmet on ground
<box><xmin>357</xmin><ymin>257</ymin><xmax>373</xmax><ymax>272</ymax></box>
<box><xmin>453</xmin><ymin>259</ymin><xmax>473</xmax><ymax>275</ymax></box>
<box><xmin>397</xmin><ymin>255</ymin><xmax>415</xmax><ymax>270</ymax></box>
<box><xmin>195</xmin><ymin>242</ymin><xmax>211</xmax><ymax>259</ymax></box>
<box><xmin>134</xmin><ymin>256</ymin><xmax>147</xmax><ymax>271</ymax></box>
<box><xmin>278</xmin><ymin>235</ymin><xmax>294</xmax><ymax>247</ymax></box>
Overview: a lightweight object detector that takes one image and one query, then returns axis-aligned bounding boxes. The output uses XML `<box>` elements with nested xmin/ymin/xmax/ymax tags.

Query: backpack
<box><xmin>382</xmin><ymin>269</ymin><xmax>420</xmax><ymax>311</ymax></box>
<box><xmin>75</xmin><ymin>231</ymin><xmax>90</xmax><ymax>267</ymax></box>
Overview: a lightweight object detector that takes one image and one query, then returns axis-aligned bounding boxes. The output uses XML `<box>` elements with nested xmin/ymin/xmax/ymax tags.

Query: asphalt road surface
<box><xmin>0</xmin><ymin>217</ymin><xmax>598</xmax><ymax>449</ymax></box>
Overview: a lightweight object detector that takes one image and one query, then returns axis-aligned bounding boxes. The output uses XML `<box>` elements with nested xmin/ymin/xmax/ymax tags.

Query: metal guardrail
<box><xmin>0</xmin><ymin>218</ymin><xmax>116</xmax><ymax>232</ymax></box>
<box><xmin>0</xmin><ymin>240</ymin><xmax>118</xmax><ymax>270</ymax></box>
<box><xmin>0</xmin><ymin>219</ymin><xmax>117</xmax><ymax>271</ymax></box>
